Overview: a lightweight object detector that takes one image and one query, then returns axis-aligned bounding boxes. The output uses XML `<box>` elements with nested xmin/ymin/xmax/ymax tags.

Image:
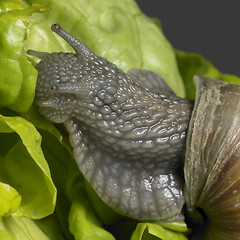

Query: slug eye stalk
<box><xmin>26</xmin><ymin>49</ymin><xmax>50</xmax><ymax>59</ymax></box>
<box><xmin>51</xmin><ymin>23</ymin><xmax>94</xmax><ymax>57</ymax></box>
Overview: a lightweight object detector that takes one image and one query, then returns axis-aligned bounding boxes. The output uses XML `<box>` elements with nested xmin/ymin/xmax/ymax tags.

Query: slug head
<box><xmin>28</xmin><ymin>24</ymin><xmax>192</xmax><ymax>167</ymax></box>
<box><xmin>28</xmin><ymin>24</ymin><xmax>130</xmax><ymax>123</ymax></box>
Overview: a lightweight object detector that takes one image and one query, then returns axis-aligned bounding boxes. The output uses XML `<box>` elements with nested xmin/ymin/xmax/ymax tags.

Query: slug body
<box><xmin>28</xmin><ymin>24</ymin><xmax>193</xmax><ymax>220</ymax></box>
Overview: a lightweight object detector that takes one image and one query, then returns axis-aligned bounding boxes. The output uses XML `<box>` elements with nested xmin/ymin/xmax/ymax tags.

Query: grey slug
<box><xmin>27</xmin><ymin>24</ymin><xmax>193</xmax><ymax>220</ymax></box>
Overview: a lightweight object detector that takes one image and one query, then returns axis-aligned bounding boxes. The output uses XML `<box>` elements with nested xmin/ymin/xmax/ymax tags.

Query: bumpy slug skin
<box><xmin>28</xmin><ymin>24</ymin><xmax>193</xmax><ymax>221</ymax></box>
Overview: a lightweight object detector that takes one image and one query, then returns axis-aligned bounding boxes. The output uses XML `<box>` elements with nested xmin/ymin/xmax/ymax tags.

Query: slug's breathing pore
<box><xmin>28</xmin><ymin>24</ymin><xmax>193</xmax><ymax>220</ymax></box>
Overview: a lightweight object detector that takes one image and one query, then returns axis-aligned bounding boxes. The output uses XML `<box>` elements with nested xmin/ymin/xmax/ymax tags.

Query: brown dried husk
<box><xmin>184</xmin><ymin>76</ymin><xmax>240</xmax><ymax>239</ymax></box>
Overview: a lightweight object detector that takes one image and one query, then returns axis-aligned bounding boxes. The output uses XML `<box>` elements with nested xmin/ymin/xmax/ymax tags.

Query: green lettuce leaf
<box><xmin>69</xmin><ymin>198</ymin><xmax>115</xmax><ymax>240</ymax></box>
<box><xmin>0</xmin><ymin>183</ymin><xmax>21</xmax><ymax>217</ymax></box>
<box><xmin>38</xmin><ymin>130</ymin><xmax>81</xmax><ymax>239</ymax></box>
<box><xmin>0</xmin><ymin>1</ymin><xmax>46</xmax><ymax>112</ymax></box>
<box><xmin>176</xmin><ymin>50</ymin><xmax>240</xmax><ymax>99</ymax></box>
<box><xmin>0</xmin><ymin>214</ymin><xmax>65</xmax><ymax>240</ymax></box>
<box><xmin>0</xmin><ymin>115</ymin><xmax>56</xmax><ymax>219</ymax></box>
<box><xmin>131</xmin><ymin>222</ymin><xmax>188</xmax><ymax>240</ymax></box>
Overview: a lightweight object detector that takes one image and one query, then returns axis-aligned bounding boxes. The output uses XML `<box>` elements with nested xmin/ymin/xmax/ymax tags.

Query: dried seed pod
<box><xmin>184</xmin><ymin>76</ymin><xmax>240</xmax><ymax>239</ymax></box>
<box><xmin>28</xmin><ymin>24</ymin><xmax>193</xmax><ymax>221</ymax></box>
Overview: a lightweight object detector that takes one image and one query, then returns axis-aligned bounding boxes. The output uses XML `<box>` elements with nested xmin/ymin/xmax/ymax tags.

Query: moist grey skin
<box><xmin>28</xmin><ymin>24</ymin><xmax>193</xmax><ymax>220</ymax></box>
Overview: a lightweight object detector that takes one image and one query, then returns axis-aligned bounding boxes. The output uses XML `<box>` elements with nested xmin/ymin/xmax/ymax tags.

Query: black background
<box><xmin>136</xmin><ymin>1</ymin><xmax>240</xmax><ymax>76</ymax></box>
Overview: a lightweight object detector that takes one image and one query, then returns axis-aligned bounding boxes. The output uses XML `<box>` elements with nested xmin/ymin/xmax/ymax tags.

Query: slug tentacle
<box><xmin>26</xmin><ymin>50</ymin><xmax>50</xmax><ymax>59</ymax></box>
<box><xmin>51</xmin><ymin>24</ymin><xmax>94</xmax><ymax>58</ymax></box>
<box><xmin>29</xmin><ymin>24</ymin><xmax>193</xmax><ymax>220</ymax></box>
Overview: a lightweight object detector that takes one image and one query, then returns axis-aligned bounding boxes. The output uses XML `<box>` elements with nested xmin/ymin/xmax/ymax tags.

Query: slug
<box><xmin>27</xmin><ymin>24</ymin><xmax>193</xmax><ymax>220</ymax></box>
